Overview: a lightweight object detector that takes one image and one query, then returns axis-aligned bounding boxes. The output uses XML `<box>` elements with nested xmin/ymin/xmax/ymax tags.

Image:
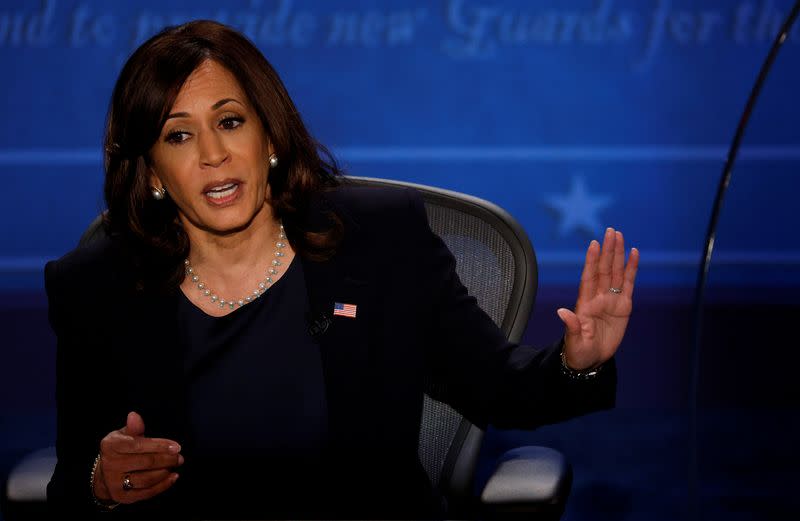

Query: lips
<box><xmin>205</xmin><ymin>182</ymin><xmax>238</xmax><ymax>199</ymax></box>
<box><xmin>202</xmin><ymin>179</ymin><xmax>242</xmax><ymax>205</ymax></box>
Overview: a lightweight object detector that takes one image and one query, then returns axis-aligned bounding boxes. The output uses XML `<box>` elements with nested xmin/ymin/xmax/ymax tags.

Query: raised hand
<box><xmin>556</xmin><ymin>227</ymin><xmax>639</xmax><ymax>370</ymax></box>
<box><xmin>93</xmin><ymin>411</ymin><xmax>183</xmax><ymax>505</ymax></box>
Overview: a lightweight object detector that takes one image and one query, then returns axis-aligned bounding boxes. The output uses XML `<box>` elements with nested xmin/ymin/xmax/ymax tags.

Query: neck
<box><xmin>183</xmin><ymin>203</ymin><xmax>282</xmax><ymax>284</ymax></box>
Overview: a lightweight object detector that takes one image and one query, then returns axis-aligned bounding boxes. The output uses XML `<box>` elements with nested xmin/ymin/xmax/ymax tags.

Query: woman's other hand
<box><xmin>557</xmin><ymin>227</ymin><xmax>639</xmax><ymax>370</ymax></box>
<box><xmin>93</xmin><ymin>411</ymin><xmax>183</xmax><ymax>505</ymax></box>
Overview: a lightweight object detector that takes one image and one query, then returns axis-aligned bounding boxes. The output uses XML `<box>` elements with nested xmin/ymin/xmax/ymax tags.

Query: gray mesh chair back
<box><xmin>347</xmin><ymin>177</ymin><xmax>538</xmax><ymax>514</ymax></box>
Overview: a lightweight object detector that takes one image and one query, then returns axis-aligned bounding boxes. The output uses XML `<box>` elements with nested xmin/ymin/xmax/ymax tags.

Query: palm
<box><xmin>558</xmin><ymin>228</ymin><xmax>639</xmax><ymax>370</ymax></box>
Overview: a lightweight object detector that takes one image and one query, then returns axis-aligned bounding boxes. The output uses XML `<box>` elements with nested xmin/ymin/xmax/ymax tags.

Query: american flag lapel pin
<box><xmin>333</xmin><ymin>302</ymin><xmax>357</xmax><ymax>318</ymax></box>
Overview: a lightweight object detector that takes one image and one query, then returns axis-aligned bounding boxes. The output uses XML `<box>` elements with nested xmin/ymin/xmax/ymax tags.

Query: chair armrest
<box><xmin>5</xmin><ymin>446</ymin><xmax>56</xmax><ymax>502</ymax></box>
<box><xmin>479</xmin><ymin>446</ymin><xmax>572</xmax><ymax>520</ymax></box>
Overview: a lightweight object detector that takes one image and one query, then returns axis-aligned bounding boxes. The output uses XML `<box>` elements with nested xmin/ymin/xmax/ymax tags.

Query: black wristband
<box><xmin>560</xmin><ymin>348</ymin><xmax>603</xmax><ymax>380</ymax></box>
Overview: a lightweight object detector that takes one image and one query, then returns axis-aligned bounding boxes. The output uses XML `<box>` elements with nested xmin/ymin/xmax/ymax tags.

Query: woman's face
<box><xmin>149</xmin><ymin>59</ymin><xmax>273</xmax><ymax>236</ymax></box>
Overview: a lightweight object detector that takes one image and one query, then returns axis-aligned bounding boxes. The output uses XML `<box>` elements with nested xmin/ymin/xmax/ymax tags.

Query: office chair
<box><xmin>3</xmin><ymin>176</ymin><xmax>571</xmax><ymax>520</ymax></box>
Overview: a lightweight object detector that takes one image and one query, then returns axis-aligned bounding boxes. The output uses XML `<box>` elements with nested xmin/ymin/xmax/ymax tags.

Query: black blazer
<box><xmin>45</xmin><ymin>183</ymin><xmax>616</xmax><ymax>519</ymax></box>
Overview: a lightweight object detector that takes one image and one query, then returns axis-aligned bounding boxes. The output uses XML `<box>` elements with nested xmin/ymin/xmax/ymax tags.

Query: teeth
<box><xmin>206</xmin><ymin>184</ymin><xmax>238</xmax><ymax>199</ymax></box>
<box><xmin>208</xmin><ymin>182</ymin><xmax>235</xmax><ymax>192</ymax></box>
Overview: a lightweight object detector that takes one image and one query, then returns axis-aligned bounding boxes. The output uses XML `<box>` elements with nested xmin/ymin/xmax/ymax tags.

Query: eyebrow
<box><xmin>165</xmin><ymin>98</ymin><xmax>243</xmax><ymax>120</ymax></box>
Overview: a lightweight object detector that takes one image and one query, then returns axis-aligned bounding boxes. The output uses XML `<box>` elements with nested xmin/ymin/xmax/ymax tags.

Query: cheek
<box><xmin>155</xmin><ymin>157</ymin><xmax>194</xmax><ymax>193</ymax></box>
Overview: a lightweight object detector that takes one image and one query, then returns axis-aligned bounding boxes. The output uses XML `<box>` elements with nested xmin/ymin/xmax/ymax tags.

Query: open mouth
<box><xmin>205</xmin><ymin>182</ymin><xmax>239</xmax><ymax>199</ymax></box>
<box><xmin>203</xmin><ymin>180</ymin><xmax>242</xmax><ymax>205</ymax></box>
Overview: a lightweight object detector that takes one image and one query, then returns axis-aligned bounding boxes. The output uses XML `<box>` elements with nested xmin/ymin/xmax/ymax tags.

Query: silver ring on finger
<box><xmin>609</xmin><ymin>287</ymin><xmax>622</xmax><ymax>294</ymax></box>
<box><xmin>122</xmin><ymin>474</ymin><xmax>134</xmax><ymax>491</ymax></box>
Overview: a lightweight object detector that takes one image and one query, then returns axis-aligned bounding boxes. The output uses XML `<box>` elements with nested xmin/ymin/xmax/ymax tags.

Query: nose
<box><xmin>198</xmin><ymin>130</ymin><xmax>229</xmax><ymax>168</ymax></box>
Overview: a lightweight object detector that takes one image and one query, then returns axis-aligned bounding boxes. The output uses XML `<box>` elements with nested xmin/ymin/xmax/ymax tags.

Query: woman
<box><xmin>45</xmin><ymin>20</ymin><xmax>639</xmax><ymax>520</ymax></box>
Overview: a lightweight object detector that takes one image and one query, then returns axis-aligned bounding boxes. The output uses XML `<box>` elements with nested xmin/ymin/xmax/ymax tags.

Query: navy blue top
<box><xmin>176</xmin><ymin>258</ymin><xmax>329</xmax><ymax>516</ymax></box>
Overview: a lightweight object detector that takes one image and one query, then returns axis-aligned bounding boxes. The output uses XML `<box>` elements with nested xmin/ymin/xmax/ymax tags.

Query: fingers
<box><xmin>558</xmin><ymin>308</ymin><xmax>602</xmax><ymax>369</ymax></box>
<box><xmin>597</xmin><ymin>227</ymin><xmax>616</xmax><ymax>293</ymax></box>
<box><xmin>99</xmin><ymin>434</ymin><xmax>183</xmax><ymax>472</ymax></box>
<box><xmin>121</xmin><ymin>411</ymin><xmax>145</xmax><ymax>437</ymax></box>
<box><xmin>116</xmin><ymin>436</ymin><xmax>182</xmax><ymax>455</ymax></box>
<box><xmin>96</xmin><ymin>411</ymin><xmax>184</xmax><ymax>505</ymax></box>
<box><xmin>102</xmin><ymin>432</ymin><xmax>181</xmax><ymax>456</ymax></box>
<box><xmin>122</xmin><ymin>453</ymin><xmax>184</xmax><ymax>473</ymax></box>
<box><xmin>116</xmin><ymin>472</ymin><xmax>180</xmax><ymax>504</ymax></box>
<box><xmin>578</xmin><ymin>228</ymin><xmax>617</xmax><ymax>304</ymax></box>
<box><xmin>121</xmin><ymin>468</ymin><xmax>173</xmax><ymax>490</ymax></box>
<box><xmin>580</xmin><ymin>228</ymin><xmax>638</xmax><ymax>301</ymax></box>
<box><xmin>611</xmin><ymin>231</ymin><xmax>625</xmax><ymax>290</ymax></box>
<box><xmin>96</xmin><ymin>448</ymin><xmax>182</xmax><ymax>505</ymax></box>
<box><xmin>556</xmin><ymin>308</ymin><xmax>581</xmax><ymax>336</ymax></box>
<box><xmin>623</xmin><ymin>247</ymin><xmax>640</xmax><ymax>297</ymax></box>
<box><xmin>98</xmin><ymin>449</ymin><xmax>183</xmax><ymax>504</ymax></box>
<box><xmin>577</xmin><ymin>240</ymin><xmax>600</xmax><ymax>303</ymax></box>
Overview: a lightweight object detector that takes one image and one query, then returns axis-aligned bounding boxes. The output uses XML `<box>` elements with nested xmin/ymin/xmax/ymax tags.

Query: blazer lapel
<box><xmin>300</xmin><ymin>200</ymin><xmax>378</xmax><ymax>452</ymax></box>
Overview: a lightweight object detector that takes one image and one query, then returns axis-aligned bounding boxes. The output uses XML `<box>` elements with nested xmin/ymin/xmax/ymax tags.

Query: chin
<box><xmin>200</xmin><ymin>209</ymin><xmax>261</xmax><ymax>235</ymax></box>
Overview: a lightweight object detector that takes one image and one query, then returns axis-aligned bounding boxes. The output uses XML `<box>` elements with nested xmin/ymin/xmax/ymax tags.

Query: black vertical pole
<box><xmin>688</xmin><ymin>2</ymin><xmax>800</xmax><ymax>519</ymax></box>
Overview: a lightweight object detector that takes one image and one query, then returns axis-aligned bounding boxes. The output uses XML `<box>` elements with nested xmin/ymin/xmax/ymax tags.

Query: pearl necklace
<box><xmin>184</xmin><ymin>223</ymin><xmax>288</xmax><ymax>310</ymax></box>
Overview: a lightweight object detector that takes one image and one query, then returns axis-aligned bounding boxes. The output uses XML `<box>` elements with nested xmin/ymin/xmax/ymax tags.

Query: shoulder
<box><xmin>44</xmin><ymin>233</ymin><xmax>127</xmax><ymax>299</ymax></box>
<box><xmin>319</xmin><ymin>178</ymin><xmax>427</xmax><ymax>234</ymax></box>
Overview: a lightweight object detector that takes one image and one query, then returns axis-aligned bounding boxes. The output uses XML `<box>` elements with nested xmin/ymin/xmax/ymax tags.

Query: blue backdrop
<box><xmin>1</xmin><ymin>0</ymin><xmax>799</xmax><ymax>290</ymax></box>
<box><xmin>2</xmin><ymin>4</ymin><xmax>799</xmax><ymax>519</ymax></box>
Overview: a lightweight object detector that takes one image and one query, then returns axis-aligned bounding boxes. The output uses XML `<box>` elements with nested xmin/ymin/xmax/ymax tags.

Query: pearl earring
<box><xmin>151</xmin><ymin>187</ymin><xmax>166</xmax><ymax>200</ymax></box>
<box><xmin>269</xmin><ymin>154</ymin><xmax>278</xmax><ymax>169</ymax></box>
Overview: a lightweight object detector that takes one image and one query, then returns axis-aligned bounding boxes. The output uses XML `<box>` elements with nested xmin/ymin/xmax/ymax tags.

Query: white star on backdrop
<box><xmin>545</xmin><ymin>176</ymin><xmax>613</xmax><ymax>237</ymax></box>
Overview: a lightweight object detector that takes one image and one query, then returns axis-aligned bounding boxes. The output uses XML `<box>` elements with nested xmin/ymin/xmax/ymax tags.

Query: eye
<box><xmin>219</xmin><ymin>115</ymin><xmax>244</xmax><ymax>130</ymax></box>
<box><xmin>165</xmin><ymin>130</ymin><xmax>190</xmax><ymax>145</ymax></box>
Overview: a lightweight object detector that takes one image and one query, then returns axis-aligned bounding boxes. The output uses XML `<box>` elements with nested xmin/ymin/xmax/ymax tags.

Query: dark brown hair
<box><xmin>104</xmin><ymin>20</ymin><xmax>342</xmax><ymax>291</ymax></box>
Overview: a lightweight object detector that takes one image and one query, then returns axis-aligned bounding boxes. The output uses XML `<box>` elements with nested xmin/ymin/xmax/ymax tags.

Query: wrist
<box><xmin>90</xmin><ymin>453</ymin><xmax>119</xmax><ymax>510</ymax></box>
<box><xmin>560</xmin><ymin>347</ymin><xmax>604</xmax><ymax>380</ymax></box>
